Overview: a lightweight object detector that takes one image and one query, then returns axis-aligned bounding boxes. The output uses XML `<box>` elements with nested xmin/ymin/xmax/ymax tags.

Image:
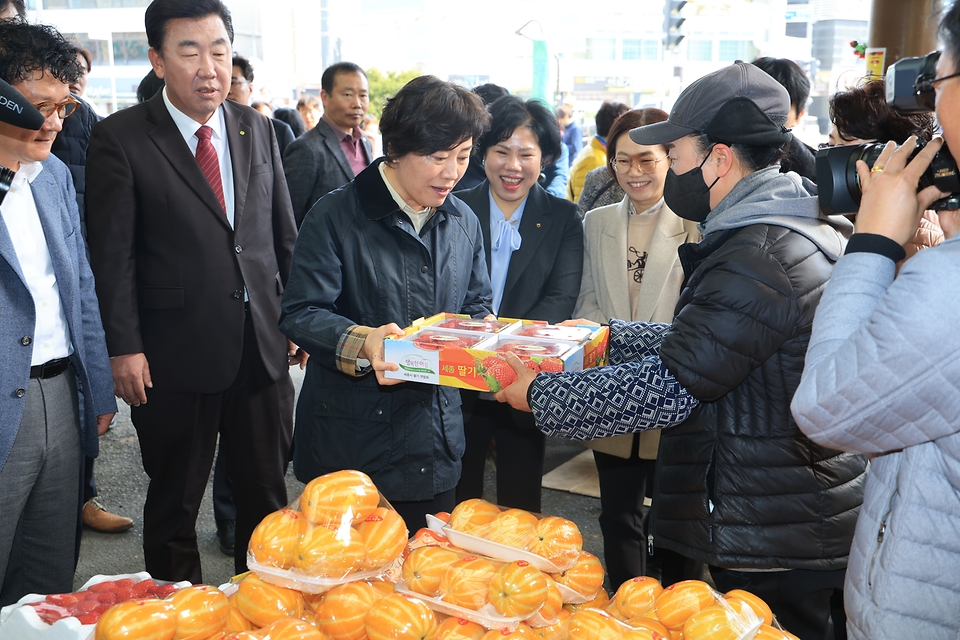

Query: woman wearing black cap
<box><xmin>495</xmin><ymin>61</ymin><xmax>865</xmax><ymax>639</ymax></box>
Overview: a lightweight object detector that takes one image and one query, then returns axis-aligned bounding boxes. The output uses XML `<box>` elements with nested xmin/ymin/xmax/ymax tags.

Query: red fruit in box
<box><xmin>114</xmin><ymin>579</ymin><xmax>135</xmax><ymax>589</ymax></box>
<box><xmin>89</xmin><ymin>582</ymin><xmax>114</xmax><ymax>593</ymax></box>
<box><xmin>77</xmin><ymin>613</ymin><xmax>99</xmax><ymax>625</ymax></box>
<box><xmin>155</xmin><ymin>583</ymin><xmax>178</xmax><ymax>598</ymax></box>
<box><xmin>114</xmin><ymin>587</ymin><xmax>134</xmax><ymax>602</ymax></box>
<box><xmin>46</xmin><ymin>593</ymin><xmax>79</xmax><ymax>606</ymax></box>
<box><xmin>538</xmin><ymin>359</ymin><xmax>563</xmax><ymax>373</ymax></box>
<box><xmin>97</xmin><ymin>592</ymin><xmax>119</xmax><ymax>605</ymax></box>
<box><xmin>484</xmin><ymin>360</ymin><xmax>517</xmax><ymax>389</ymax></box>
<box><xmin>74</xmin><ymin>599</ymin><xmax>98</xmax><ymax>614</ymax></box>
<box><xmin>522</xmin><ymin>359</ymin><xmax>541</xmax><ymax>373</ymax></box>
<box><xmin>132</xmin><ymin>580</ymin><xmax>159</xmax><ymax>597</ymax></box>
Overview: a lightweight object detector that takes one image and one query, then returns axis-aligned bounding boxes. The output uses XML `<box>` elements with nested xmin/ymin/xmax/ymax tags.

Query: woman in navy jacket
<box><xmin>455</xmin><ymin>96</ymin><xmax>583</xmax><ymax>512</ymax></box>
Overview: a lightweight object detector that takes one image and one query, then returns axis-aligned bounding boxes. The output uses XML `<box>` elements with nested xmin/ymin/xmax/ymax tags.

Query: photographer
<box><xmin>791</xmin><ymin>4</ymin><xmax>960</xmax><ymax>638</ymax></box>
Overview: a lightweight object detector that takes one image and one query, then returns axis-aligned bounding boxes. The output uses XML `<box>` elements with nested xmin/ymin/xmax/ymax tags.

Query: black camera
<box><xmin>816</xmin><ymin>51</ymin><xmax>960</xmax><ymax>215</ymax></box>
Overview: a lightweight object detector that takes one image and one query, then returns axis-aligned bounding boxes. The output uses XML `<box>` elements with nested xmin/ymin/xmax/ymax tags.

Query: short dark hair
<box><xmin>692</xmin><ymin>132</ymin><xmax>785</xmax><ymax>174</ymax></box>
<box><xmin>595</xmin><ymin>101</ymin><xmax>629</xmax><ymax>138</ymax></box>
<box><xmin>136</xmin><ymin>68</ymin><xmax>165</xmax><ymax>102</ymax></box>
<box><xmin>941</xmin><ymin>2</ymin><xmax>960</xmax><ymax>66</ymax></box>
<box><xmin>380</xmin><ymin>75</ymin><xmax>490</xmax><ymax>161</ymax></box>
<box><xmin>0</xmin><ymin>0</ymin><xmax>25</xmax><ymax>19</ymax></box>
<box><xmin>321</xmin><ymin>62</ymin><xmax>366</xmax><ymax>94</ymax></box>
<box><xmin>476</xmin><ymin>95</ymin><xmax>562</xmax><ymax>167</ymax></box>
<box><xmin>472</xmin><ymin>83</ymin><xmax>509</xmax><ymax>106</ymax></box>
<box><xmin>751</xmin><ymin>57</ymin><xmax>811</xmax><ymax>114</ymax></box>
<box><xmin>605</xmin><ymin>108</ymin><xmax>669</xmax><ymax>180</ymax></box>
<box><xmin>0</xmin><ymin>21</ymin><xmax>82</xmax><ymax>86</ymax></box>
<box><xmin>232</xmin><ymin>53</ymin><xmax>253</xmax><ymax>83</ymax></box>
<box><xmin>830</xmin><ymin>79</ymin><xmax>936</xmax><ymax>144</ymax></box>
<box><xmin>71</xmin><ymin>44</ymin><xmax>92</xmax><ymax>73</ymax></box>
<box><xmin>145</xmin><ymin>0</ymin><xmax>234</xmax><ymax>52</ymax></box>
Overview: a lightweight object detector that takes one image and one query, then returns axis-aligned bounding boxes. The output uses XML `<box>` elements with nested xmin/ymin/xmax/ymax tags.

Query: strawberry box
<box><xmin>383</xmin><ymin>313</ymin><xmax>609</xmax><ymax>392</ymax></box>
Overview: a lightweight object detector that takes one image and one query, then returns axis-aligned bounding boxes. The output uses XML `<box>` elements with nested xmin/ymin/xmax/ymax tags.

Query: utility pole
<box><xmin>868</xmin><ymin>0</ymin><xmax>941</xmax><ymax>71</ymax></box>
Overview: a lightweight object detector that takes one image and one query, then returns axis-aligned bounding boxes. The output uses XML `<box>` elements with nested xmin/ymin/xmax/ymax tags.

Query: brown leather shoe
<box><xmin>82</xmin><ymin>498</ymin><xmax>134</xmax><ymax>533</ymax></box>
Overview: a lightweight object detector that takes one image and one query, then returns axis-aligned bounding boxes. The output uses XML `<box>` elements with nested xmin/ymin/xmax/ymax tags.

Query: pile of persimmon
<box><xmin>445</xmin><ymin>499</ymin><xmax>583</xmax><ymax>570</ymax></box>
<box><xmin>248</xmin><ymin>470</ymin><xmax>408</xmax><ymax>579</ymax></box>
<box><xmin>401</xmin><ymin>545</ymin><xmax>553</xmax><ymax>621</ymax></box>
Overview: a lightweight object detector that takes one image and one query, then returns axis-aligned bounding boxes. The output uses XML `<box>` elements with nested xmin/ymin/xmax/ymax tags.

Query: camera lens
<box><xmin>816</xmin><ymin>139</ymin><xmax>960</xmax><ymax>215</ymax></box>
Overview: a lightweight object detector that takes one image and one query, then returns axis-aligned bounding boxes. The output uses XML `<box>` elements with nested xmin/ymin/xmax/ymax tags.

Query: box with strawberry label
<box><xmin>383</xmin><ymin>314</ymin><xmax>608</xmax><ymax>392</ymax></box>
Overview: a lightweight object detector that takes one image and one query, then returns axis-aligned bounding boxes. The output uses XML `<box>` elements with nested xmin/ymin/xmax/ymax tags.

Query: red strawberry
<box><xmin>45</xmin><ymin>593</ymin><xmax>79</xmax><ymax>606</ymax></box>
<box><xmin>481</xmin><ymin>356</ymin><xmax>504</xmax><ymax>371</ymax></box>
<box><xmin>72</xmin><ymin>599</ymin><xmax>97</xmax><ymax>614</ymax></box>
<box><xmin>79</xmin><ymin>590</ymin><xmax>101</xmax><ymax>600</ymax></box>
<box><xmin>113</xmin><ymin>586</ymin><xmax>134</xmax><ymax>602</ymax></box>
<box><xmin>154</xmin><ymin>583</ymin><xmax>178</xmax><ymax>598</ymax></box>
<box><xmin>87</xmin><ymin>581</ymin><xmax>113</xmax><ymax>593</ymax></box>
<box><xmin>75</xmin><ymin>612</ymin><xmax>99</xmax><ymax>625</ymax></box>
<box><xmin>522</xmin><ymin>358</ymin><xmax>540</xmax><ymax>373</ymax></box>
<box><xmin>130</xmin><ymin>580</ymin><xmax>155</xmax><ymax>597</ymax></box>
<box><xmin>538</xmin><ymin>358</ymin><xmax>563</xmax><ymax>373</ymax></box>
<box><xmin>96</xmin><ymin>592</ymin><xmax>118</xmax><ymax>605</ymax></box>
<box><xmin>486</xmin><ymin>360</ymin><xmax>517</xmax><ymax>389</ymax></box>
<box><xmin>113</xmin><ymin>578</ymin><xmax>135</xmax><ymax>589</ymax></box>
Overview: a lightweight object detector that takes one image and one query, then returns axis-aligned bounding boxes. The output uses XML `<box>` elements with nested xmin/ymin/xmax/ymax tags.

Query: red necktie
<box><xmin>195</xmin><ymin>125</ymin><xmax>225</xmax><ymax>213</ymax></box>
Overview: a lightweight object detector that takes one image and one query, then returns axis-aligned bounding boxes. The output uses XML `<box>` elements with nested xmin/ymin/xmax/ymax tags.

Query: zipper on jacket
<box><xmin>868</xmin><ymin>488</ymin><xmax>898</xmax><ymax>588</ymax></box>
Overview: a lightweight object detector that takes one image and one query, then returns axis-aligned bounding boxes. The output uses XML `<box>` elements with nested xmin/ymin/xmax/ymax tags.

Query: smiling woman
<box><xmin>278</xmin><ymin>75</ymin><xmax>494</xmax><ymax>533</ymax></box>
<box><xmin>454</xmin><ymin>95</ymin><xmax>584</xmax><ymax>514</ymax></box>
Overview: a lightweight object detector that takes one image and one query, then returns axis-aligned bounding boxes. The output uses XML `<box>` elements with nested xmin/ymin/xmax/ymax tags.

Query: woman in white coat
<box><xmin>573</xmin><ymin>108</ymin><xmax>700</xmax><ymax>590</ymax></box>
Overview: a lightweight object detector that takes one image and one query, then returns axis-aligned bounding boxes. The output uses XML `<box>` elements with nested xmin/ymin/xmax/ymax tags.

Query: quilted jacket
<box><xmin>653</xmin><ymin>167</ymin><xmax>867</xmax><ymax>570</ymax></box>
<box><xmin>792</xmin><ymin>239</ymin><xmax>960</xmax><ymax>639</ymax></box>
<box><xmin>279</xmin><ymin>159</ymin><xmax>493</xmax><ymax>502</ymax></box>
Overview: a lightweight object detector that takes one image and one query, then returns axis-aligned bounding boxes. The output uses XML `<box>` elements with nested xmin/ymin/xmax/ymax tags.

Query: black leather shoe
<box><xmin>216</xmin><ymin>519</ymin><xmax>235</xmax><ymax>556</ymax></box>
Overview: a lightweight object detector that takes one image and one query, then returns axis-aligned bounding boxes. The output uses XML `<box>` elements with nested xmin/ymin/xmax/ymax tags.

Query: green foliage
<box><xmin>366</xmin><ymin>67</ymin><xmax>422</xmax><ymax>119</ymax></box>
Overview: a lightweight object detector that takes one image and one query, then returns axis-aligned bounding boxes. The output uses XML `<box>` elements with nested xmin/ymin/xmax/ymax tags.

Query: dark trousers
<box><xmin>390</xmin><ymin>488</ymin><xmax>457</xmax><ymax>534</ymax></box>
<box><xmin>212</xmin><ymin>446</ymin><xmax>236</xmax><ymax>523</ymax></box>
<box><xmin>456</xmin><ymin>395</ymin><xmax>545</xmax><ymax>513</ymax></box>
<box><xmin>131</xmin><ymin>313</ymin><xmax>294</xmax><ymax>583</ymax></box>
<box><xmin>593</xmin><ymin>449</ymin><xmax>703</xmax><ymax>590</ymax></box>
<box><xmin>709</xmin><ymin>566</ymin><xmax>846</xmax><ymax>640</ymax></box>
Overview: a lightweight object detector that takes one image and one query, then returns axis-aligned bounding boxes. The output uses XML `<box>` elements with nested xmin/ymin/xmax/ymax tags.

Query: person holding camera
<box><xmin>496</xmin><ymin>61</ymin><xmax>865</xmax><ymax>637</ymax></box>
<box><xmin>792</xmin><ymin>5</ymin><xmax>960</xmax><ymax>638</ymax></box>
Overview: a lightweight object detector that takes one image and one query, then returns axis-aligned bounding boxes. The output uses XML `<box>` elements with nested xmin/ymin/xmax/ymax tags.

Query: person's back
<box><xmin>567</xmin><ymin>101</ymin><xmax>628</xmax><ymax>201</ymax></box>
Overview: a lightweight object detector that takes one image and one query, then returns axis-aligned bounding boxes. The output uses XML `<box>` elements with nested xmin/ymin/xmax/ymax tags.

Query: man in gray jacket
<box><xmin>282</xmin><ymin>62</ymin><xmax>372</xmax><ymax>226</ymax></box>
<box><xmin>792</xmin><ymin>5</ymin><xmax>960</xmax><ymax>637</ymax></box>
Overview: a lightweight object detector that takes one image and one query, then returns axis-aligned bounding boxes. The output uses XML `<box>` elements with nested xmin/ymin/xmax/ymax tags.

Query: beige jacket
<box><xmin>574</xmin><ymin>197</ymin><xmax>700</xmax><ymax>458</ymax></box>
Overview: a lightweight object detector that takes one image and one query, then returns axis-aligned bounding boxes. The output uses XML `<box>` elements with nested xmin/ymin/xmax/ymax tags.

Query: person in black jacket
<box><xmin>227</xmin><ymin>53</ymin><xmax>295</xmax><ymax>158</ymax></box>
<box><xmin>454</xmin><ymin>96</ymin><xmax>582</xmax><ymax>513</ymax></box>
<box><xmin>752</xmin><ymin>57</ymin><xmax>817</xmax><ymax>182</ymax></box>
<box><xmin>495</xmin><ymin>62</ymin><xmax>866</xmax><ymax>638</ymax></box>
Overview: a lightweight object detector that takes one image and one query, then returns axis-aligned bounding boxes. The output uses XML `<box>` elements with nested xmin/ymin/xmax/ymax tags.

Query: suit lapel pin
<box><xmin>240</xmin><ymin>130</ymin><xmax>245</xmax><ymax>136</ymax></box>
<box><xmin>536</xmin><ymin>223</ymin><xmax>541</xmax><ymax>228</ymax></box>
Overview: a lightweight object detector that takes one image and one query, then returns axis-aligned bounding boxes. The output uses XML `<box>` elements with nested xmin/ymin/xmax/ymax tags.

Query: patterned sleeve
<box><xmin>335</xmin><ymin>324</ymin><xmax>374</xmax><ymax>376</ymax></box>
<box><xmin>529</xmin><ymin>355</ymin><xmax>699</xmax><ymax>440</ymax></box>
<box><xmin>608</xmin><ymin>319</ymin><xmax>671</xmax><ymax>364</ymax></box>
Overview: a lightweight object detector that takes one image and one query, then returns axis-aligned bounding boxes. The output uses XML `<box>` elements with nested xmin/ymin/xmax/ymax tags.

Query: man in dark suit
<box><xmin>85</xmin><ymin>0</ymin><xmax>301</xmax><ymax>584</ymax></box>
<box><xmin>283</xmin><ymin>62</ymin><xmax>373</xmax><ymax>226</ymax></box>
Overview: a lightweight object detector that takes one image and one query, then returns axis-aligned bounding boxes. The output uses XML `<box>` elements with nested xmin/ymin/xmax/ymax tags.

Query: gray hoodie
<box><xmin>702</xmin><ymin>166</ymin><xmax>853</xmax><ymax>259</ymax></box>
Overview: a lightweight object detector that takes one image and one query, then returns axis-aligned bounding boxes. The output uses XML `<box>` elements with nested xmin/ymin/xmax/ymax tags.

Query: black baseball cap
<box><xmin>631</xmin><ymin>61</ymin><xmax>792</xmax><ymax>147</ymax></box>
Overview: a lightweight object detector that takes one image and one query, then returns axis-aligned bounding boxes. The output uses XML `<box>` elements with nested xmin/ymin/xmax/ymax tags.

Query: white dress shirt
<box><xmin>0</xmin><ymin>161</ymin><xmax>73</xmax><ymax>365</ymax></box>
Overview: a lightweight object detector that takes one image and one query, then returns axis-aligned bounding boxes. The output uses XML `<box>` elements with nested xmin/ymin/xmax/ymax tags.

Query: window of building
<box><xmin>62</xmin><ymin>33</ymin><xmax>111</xmax><ymax>66</ymax></box>
<box><xmin>687</xmin><ymin>40</ymin><xmax>713</xmax><ymax>61</ymax></box>
<box><xmin>622</xmin><ymin>38</ymin><xmax>659</xmax><ymax>61</ymax></box>
<box><xmin>112</xmin><ymin>32</ymin><xmax>149</xmax><ymax>66</ymax></box>
<box><xmin>719</xmin><ymin>40</ymin><xmax>755</xmax><ymax>61</ymax></box>
<box><xmin>586</xmin><ymin>37</ymin><xmax>616</xmax><ymax>61</ymax></box>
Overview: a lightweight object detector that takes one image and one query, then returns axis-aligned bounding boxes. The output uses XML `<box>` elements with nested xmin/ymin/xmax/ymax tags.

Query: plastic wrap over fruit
<box><xmin>441</xmin><ymin>500</ymin><xmax>583</xmax><ymax>574</ymax></box>
<box><xmin>247</xmin><ymin>470</ymin><xmax>408</xmax><ymax>593</ymax></box>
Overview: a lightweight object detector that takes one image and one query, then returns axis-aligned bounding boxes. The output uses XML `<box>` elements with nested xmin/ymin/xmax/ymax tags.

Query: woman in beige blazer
<box><xmin>573</xmin><ymin>109</ymin><xmax>700</xmax><ymax>590</ymax></box>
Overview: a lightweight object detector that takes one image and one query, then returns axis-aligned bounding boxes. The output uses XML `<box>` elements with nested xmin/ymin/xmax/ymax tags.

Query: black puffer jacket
<box><xmin>653</xmin><ymin>167</ymin><xmax>867</xmax><ymax>571</ymax></box>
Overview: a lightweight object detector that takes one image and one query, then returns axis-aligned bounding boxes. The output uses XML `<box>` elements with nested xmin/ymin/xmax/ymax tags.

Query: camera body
<box><xmin>816</xmin><ymin>51</ymin><xmax>960</xmax><ymax>215</ymax></box>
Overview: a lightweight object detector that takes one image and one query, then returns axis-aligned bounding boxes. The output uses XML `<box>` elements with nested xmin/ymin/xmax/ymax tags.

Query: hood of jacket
<box><xmin>701</xmin><ymin>166</ymin><xmax>853</xmax><ymax>260</ymax></box>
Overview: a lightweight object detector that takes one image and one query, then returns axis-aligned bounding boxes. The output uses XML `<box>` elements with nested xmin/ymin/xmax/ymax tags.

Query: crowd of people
<box><xmin>1</xmin><ymin>0</ymin><xmax>960</xmax><ymax>637</ymax></box>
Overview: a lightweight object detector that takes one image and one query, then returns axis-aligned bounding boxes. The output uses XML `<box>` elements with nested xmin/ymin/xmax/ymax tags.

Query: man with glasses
<box><xmin>0</xmin><ymin>21</ymin><xmax>116</xmax><ymax>606</ymax></box>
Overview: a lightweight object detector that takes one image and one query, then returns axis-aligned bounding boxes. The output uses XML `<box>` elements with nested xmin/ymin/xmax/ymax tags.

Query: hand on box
<box><xmin>559</xmin><ymin>318</ymin><xmax>600</xmax><ymax>328</ymax></box>
<box><xmin>361</xmin><ymin>323</ymin><xmax>405</xmax><ymax>385</ymax></box>
<box><xmin>493</xmin><ymin>351</ymin><xmax>537</xmax><ymax>412</ymax></box>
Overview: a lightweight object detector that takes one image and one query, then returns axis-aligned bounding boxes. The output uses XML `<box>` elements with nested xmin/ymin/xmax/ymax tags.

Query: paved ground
<box><xmin>74</xmin><ymin>368</ymin><xmax>606</xmax><ymax>591</ymax></box>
